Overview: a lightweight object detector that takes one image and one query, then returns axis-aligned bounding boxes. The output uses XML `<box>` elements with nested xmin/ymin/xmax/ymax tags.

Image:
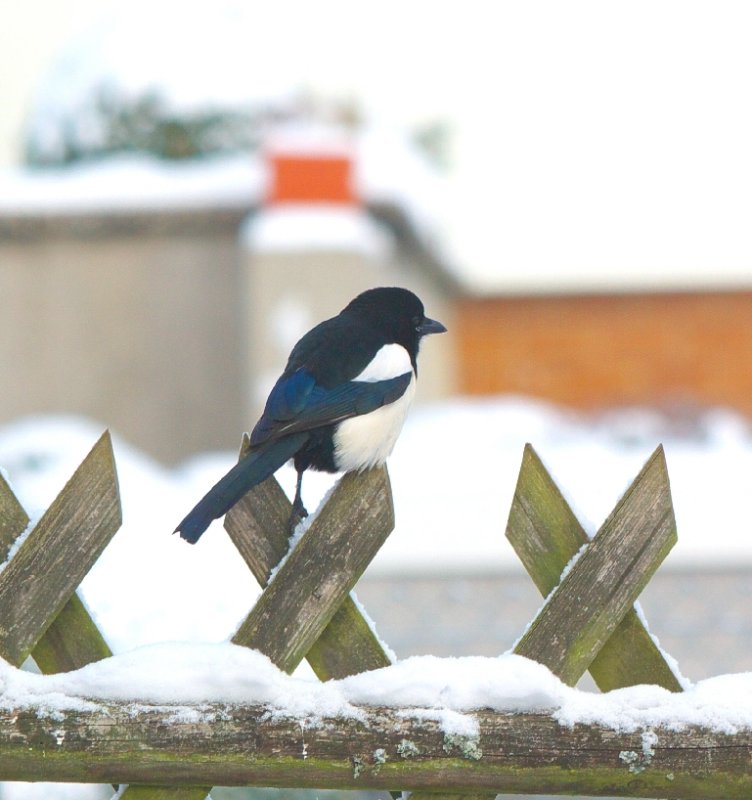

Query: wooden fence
<box><xmin>0</xmin><ymin>431</ymin><xmax>750</xmax><ymax>798</ymax></box>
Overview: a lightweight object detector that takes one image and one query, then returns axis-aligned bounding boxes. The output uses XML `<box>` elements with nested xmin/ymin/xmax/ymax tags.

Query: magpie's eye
<box><xmin>412</xmin><ymin>315</ymin><xmax>422</xmax><ymax>330</ymax></box>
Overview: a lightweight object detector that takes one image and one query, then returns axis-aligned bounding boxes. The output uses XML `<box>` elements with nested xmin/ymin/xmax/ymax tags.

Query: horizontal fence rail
<box><xmin>0</xmin><ymin>700</ymin><xmax>749</xmax><ymax>799</ymax></box>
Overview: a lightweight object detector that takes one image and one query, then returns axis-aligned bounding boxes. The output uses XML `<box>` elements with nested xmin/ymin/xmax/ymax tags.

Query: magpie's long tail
<box><xmin>175</xmin><ymin>432</ymin><xmax>309</xmax><ymax>544</ymax></box>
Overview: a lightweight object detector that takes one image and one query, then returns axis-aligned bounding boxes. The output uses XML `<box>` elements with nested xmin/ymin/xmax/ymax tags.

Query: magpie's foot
<box><xmin>288</xmin><ymin>498</ymin><xmax>309</xmax><ymax>535</ymax></box>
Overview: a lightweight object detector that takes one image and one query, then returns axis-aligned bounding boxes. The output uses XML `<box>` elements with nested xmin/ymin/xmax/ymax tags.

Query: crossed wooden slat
<box><xmin>0</xmin><ymin>433</ymin><xmax>683</xmax><ymax>799</ymax></box>
<box><xmin>0</xmin><ymin>432</ymin><xmax>117</xmax><ymax>671</ymax></box>
<box><xmin>509</xmin><ymin>443</ymin><xmax>683</xmax><ymax>692</ymax></box>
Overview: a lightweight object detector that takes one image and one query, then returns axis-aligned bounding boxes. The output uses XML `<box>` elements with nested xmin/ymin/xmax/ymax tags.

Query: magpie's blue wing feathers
<box><xmin>250</xmin><ymin>369</ymin><xmax>412</xmax><ymax>446</ymax></box>
<box><xmin>263</xmin><ymin>368</ymin><xmax>317</xmax><ymax>420</ymax></box>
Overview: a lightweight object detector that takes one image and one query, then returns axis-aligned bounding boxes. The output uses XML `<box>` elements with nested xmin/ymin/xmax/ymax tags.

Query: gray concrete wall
<box><xmin>0</xmin><ymin>209</ymin><xmax>249</xmax><ymax>464</ymax></box>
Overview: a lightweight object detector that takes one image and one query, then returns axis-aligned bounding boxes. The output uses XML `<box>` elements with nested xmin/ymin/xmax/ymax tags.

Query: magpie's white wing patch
<box><xmin>352</xmin><ymin>343</ymin><xmax>412</xmax><ymax>382</ymax></box>
<box><xmin>334</xmin><ymin>373</ymin><xmax>416</xmax><ymax>473</ymax></box>
<box><xmin>333</xmin><ymin>342</ymin><xmax>416</xmax><ymax>471</ymax></box>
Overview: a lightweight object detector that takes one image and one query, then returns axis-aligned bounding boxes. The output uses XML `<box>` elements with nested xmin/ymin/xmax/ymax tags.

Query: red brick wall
<box><xmin>456</xmin><ymin>291</ymin><xmax>752</xmax><ymax>414</ymax></box>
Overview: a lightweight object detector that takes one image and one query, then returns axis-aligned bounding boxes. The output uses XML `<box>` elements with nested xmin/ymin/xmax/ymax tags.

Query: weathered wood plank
<box><xmin>1</xmin><ymin>700</ymin><xmax>750</xmax><ymax>799</ymax></box>
<box><xmin>0</xmin><ymin>464</ymin><xmax>113</xmax><ymax>674</ymax></box>
<box><xmin>513</xmin><ymin>445</ymin><xmax>677</xmax><ymax>686</ymax></box>
<box><xmin>505</xmin><ymin>443</ymin><xmax>591</xmax><ymax>592</ymax></box>
<box><xmin>0</xmin><ymin>431</ymin><xmax>122</xmax><ymax>666</ymax></box>
<box><xmin>506</xmin><ymin>443</ymin><xmax>683</xmax><ymax>692</ymax></box>
<box><xmin>409</xmin><ymin>791</ymin><xmax>497</xmax><ymax>799</ymax></box>
<box><xmin>0</xmin><ymin>470</ymin><xmax>29</xmax><ymax>562</ymax></box>
<box><xmin>224</xmin><ymin>463</ymin><xmax>393</xmax><ymax>680</ymax></box>
<box><xmin>410</xmin><ymin>790</ymin><xmax>496</xmax><ymax>800</ymax></box>
<box><xmin>115</xmin><ymin>788</ymin><xmax>200</xmax><ymax>799</ymax></box>
<box><xmin>31</xmin><ymin>592</ymin><xmax>113</xmax><ymax>673</ymax></box>
<box><xmin>303</xmin><ymin>593</ymin><xmax>393</xmax><ymax>680</ymax></box>
<box><xmin>231</xmin><ymin>466</ymin><xmax>395</xmax><ymax>674</ymax></box>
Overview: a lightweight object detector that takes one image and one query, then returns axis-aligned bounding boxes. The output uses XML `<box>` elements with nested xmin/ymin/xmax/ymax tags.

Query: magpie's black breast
<box><xmin>293</xmin><ymin>425</ymin><xmax>337</xmax><ymax>473</ymax></box>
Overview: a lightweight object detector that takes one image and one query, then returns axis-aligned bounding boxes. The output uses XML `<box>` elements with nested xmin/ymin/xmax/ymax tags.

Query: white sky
<box><xmin>3</xmin><ymin>0</ymin><xmax>752</xmax><ymax>291</ymax></box>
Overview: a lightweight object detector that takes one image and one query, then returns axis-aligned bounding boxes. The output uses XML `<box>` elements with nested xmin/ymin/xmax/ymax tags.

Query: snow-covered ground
<box><xmin>3</xmin><ymin>399</ymin><xmax>752</xmax><ymax>798</ymax></box>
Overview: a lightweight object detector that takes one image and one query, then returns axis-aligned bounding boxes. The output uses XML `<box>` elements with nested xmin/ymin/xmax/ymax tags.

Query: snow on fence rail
<box><xmin>0</xmin><ymin>432</ymin><xmax>750</xmax><ymax>798</ymax></box>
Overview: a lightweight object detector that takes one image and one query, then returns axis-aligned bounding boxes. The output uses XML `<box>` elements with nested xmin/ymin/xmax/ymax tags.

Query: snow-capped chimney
<box><xmin>264</xmin><ymin>128</ymin><xmax>359</xmax><ymax>206</ymax></box>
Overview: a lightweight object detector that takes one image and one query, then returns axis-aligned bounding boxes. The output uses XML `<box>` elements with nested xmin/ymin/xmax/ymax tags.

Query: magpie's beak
<box><xmin>419</xmin><ymin>317</ymin><xmax>447</xmax><ymax>336</ymax></box>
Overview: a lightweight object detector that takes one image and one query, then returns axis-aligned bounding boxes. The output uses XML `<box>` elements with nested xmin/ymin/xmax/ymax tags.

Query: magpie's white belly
<box><xmin>332</xmin><ymin>343</ymin><xmax>416</xmax><ymax>472</ymax></box>
<box><xmin>333</xmin><ymin>374</ymin><xmax>416</xmax><ymax>472</ymax></box>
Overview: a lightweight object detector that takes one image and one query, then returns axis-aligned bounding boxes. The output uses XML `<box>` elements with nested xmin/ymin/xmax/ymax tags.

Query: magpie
<box><xmin>175</xmin><ymin>286</ymin><xmax>446</xmax><ymax>543</ymax></box>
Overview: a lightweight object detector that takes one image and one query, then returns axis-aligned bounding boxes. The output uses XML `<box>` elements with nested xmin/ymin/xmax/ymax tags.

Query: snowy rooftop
<box><xmin>0</xmin><ymin>156</ymin><xmax>263</xmax><ymax>214</ymax></box>
<box><xmin>6</xmin><ymin>1</ymin><xmax>752</xmax><ymax>295</ymax></box>
<box><xmin>5</xmin><ymin>146</ymin><xmax>752</xmax><ymax>296</ymax></box>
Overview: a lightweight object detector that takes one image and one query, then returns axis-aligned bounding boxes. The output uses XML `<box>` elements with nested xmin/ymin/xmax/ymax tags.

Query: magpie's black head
<box><xmin>343</xmin><ymin>287</ymin><xmax>446</xmax><ymax>361</ymax></box>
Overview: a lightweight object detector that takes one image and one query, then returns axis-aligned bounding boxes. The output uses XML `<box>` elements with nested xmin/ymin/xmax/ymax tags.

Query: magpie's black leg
<box><xmin>288</xmin><ymin>468</ymin><xmax>309</xmax><ymax>534</ymax></box>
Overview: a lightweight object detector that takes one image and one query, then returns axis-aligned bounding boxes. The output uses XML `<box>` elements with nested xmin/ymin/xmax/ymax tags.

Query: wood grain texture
<box><xmin>513</xmin><ymin>445</ymin><xmax>677</xmax><ymax>686</ymax></box>
<box><xmin>505</xmin><ymin>443</ymin><xmax>591</xmax><ymax>593</ymax></box>
<box><xmin>224</xmin><ymin>460</ymin><xmax>393</xmax><ymax>680</ymax></box>
<box><xmin>0</xmin><ymin>431</ymin><xmax>121</xmax><ymax>666</ymax></box>
<box><xmin>1</xmin><ymin>700</ymin><xmax>750</xmax><ymax>798</ymax></box>
<box><xmin>116</xmin><ymin>787</ymin><xmax>206</xmax><ymax>800</ymax></box>
<box><xmin>231</xmin><ymin>466</ymin><xmax>395</xmax><ymax>674</ymax></box>
<box><xmin>0</xmin><ymin>471</ymin><xmax>29</xmax><ymax>562</ymax></box>
<box><xmin>31</xmin><ymin>592</ymin><xmax>113</xmax><ymax>674</ymax></box>
<box><xmin>0</xmin><ymin>463</ymin><xmax>114</xmax><ymax>674</ymax></box>
<box><xmin>506</xmin><ymin>444</ymin><xmax>683</xmax><ymax>692</ymax></box>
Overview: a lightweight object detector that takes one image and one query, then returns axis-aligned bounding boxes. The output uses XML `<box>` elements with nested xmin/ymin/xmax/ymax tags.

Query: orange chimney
<box><xmin>266</xmin><ymin>149</ymin><xmax>358</xmax><ymax>206</ymax></box>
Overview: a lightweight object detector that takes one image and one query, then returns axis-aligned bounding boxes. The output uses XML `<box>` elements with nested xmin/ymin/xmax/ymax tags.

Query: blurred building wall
<box><xmin>456</xmin><ymin>291</ymin><xmax>752</xmax><ymax>415</ymax></box>
<box><xmin>0</xmin><ymin>209</ymin><xmax>248</xmax><ymax>463</ymax></box>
